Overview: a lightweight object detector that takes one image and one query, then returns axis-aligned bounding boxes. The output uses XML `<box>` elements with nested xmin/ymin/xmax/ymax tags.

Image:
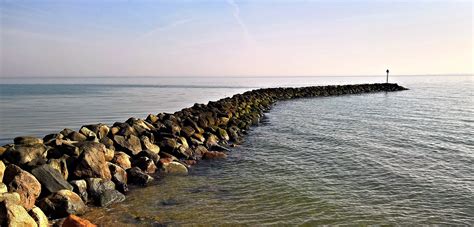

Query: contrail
<box><xmin>226</xmin><ymin>0</ymin><xmax>254</xmax><ymax>45</ymax></box>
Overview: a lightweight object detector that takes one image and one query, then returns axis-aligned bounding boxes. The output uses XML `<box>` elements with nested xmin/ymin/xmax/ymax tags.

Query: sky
<box><xmin>0</xmin><ymin>0</ymin><xmax>472</xmax><ymax>77</ymax></box>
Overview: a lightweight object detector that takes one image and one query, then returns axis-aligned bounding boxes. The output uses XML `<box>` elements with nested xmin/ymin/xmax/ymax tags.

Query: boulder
<box><xmin>67</xmin><ymin>131</ymin><xmax>87</xmax><ymax>142</ymax></box>
<box><xmin>146</xmin><ymin>114</ymin><xmax>159</xmax><ymax>124</ymax></box>
<box><xmin>177</xmin><ymin>137</ymin><xmax>189</xmax><ymax>150</ymax></box>
<box><xmin>140</xmin><ymin>136</ymin><xmax>160</xmax><ymax>154</ymax></box>
<box><xmin>113</xmin><ymin>135</ymin><xmax>142</xmax><ymax>155</ymax></box>
<box><xmin>84</xmin><ymin>178</ymin><xmax>124</xmax><ymax>207</ymax></box>
<box><xmin>108</xmin><ymin>163</ymin><xmax>128</xmax><ymax>193</ymax></box>
<box><xmin>205</xmin><ymin>134</ymin><xmax>219</xmax><ymax>147</ymax></box>
<box><xmin>192</xmin><ymin>133</ymin><xmax>205</xmax><ymax>143</ymax></box>
<box><xmin>126</xmin><ymin>167</ymin><xmax>153</xmax><ymax>186</ymax></box>
<box><xmin>85</xmin><ymin>178</ymin><xmax>115</xmax><ymax>200</ymax></box>
<box><xmin>3</xmin><ymin>143</ymin><xmax>47</xmax><ymax>166</ymax></box>
<box><xmin>136</xmin><ymin>150</ymin><xmax>160</xmax><ymax>164</ymax></box>
<box><xmin>180</xmin><ymin>126</ymin><xmax>195</xmax><ymax>138</ymax></box>
<box><xmin>0</xmin><ymin>192</ymin><xmax>21</xmax><ymax>204</ymax></box>
<box><xmin>69</xmin><ymin>180</ymin><xmax>88</xmax><ymax>204</ymax></box>
<box><xmin>161</xmin><ymin>161</ymin><xmax>188</xmax><ymax>175</ymax></box>
<box><xmin>83</xmin><ymin>124</ymin><xmax>109</xmax><ymax>140</ymax></box>
<box><xmin>0</xmin><ymin>160</ymin><xmax>5</xmax><ymax>182</ymax></box>
<box><xmin>47</xmin><ymin>158</ymin><xmax>69</xmax><ymax>180</ymax></box>
<box><xmin>62</xmin><ymin>214</ymin><xmax>97</xmax><ymax>227</ymax></box>
<box><xmin>31</xmin><ymin>165</ymin><xmax>73</xmax><ymax>194</ymax></box>
<box><xmin>202</xmin><ymin>151</ymin><xmax>227</xmax><ymax>160</ymax></box>
<box><xmin>103</xmin><ymin>148</ymin><xmax>114</xmax><ymax>162</ymax></box>
<box><xmin>0</xmin><ymin>183</ymin><xmax>7</xmax><ymax>193</ymax></box>
<box><xmin>133</xmin><ymin>157</ymin><xmax>156</xmax><ymax>174</ymax></box>
<box><xmin>112</xmin><ymin>152</ymin><xmax>131</xmax><ymax>170</ymax></box>
<box><xmin>79</xmin><ymin>127</ymin><xmax>97</xmax><ymax>139</ymax></box>
<box><xmin>0</xmin><ymin>145</ymin><xmax>8</xmax><ymax>156</ymax></box>
<box><xmin>159</xmin><ymin>137</ymin><xmax>178</xmax><ymax>152</ymax></box>
<box><xmin>99</xmin><ymin>137</ymin><xmax>115</xmax><ymax>151</ymax></box>
<box><xmin>97</xmin><ymin>189</ymin><xmax>125</xmax><ymax>207</ymax></box>
<box><xmin>14</xmin><ymin>136</ymin><xmax>43</xmax><ymax>146</ymax></box>
<box><xmin>38</xmin><ymin>189</ymin><xmax>86</xmax><ymax>219</ymax></box>
<box><xmin>3</xmin><ymin>164</ymin><xmax>42</xmax><ymax>210</ymax></box>
<box><xmin>216</xmin><ymin>128</ymin><xmax>230</xmax><ymax>141</ymax></box>
<box><xmin>29</xmin><ymin>206</ymin><xmax>48</xmax><ymax>227</ymax></box>
<box><xmin>0</xmin><ymin>197</ymin><xmax>37</xmax><ymax>227</ymax></box>
<box><xmin>72</xmin><ymin>142</ymin><xmax>111</xmax><ymax>180</ymax></box>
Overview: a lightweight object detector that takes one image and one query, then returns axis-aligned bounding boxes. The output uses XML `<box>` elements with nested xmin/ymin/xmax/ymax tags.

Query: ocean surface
<box><xmin>0</xmin><ymin>76</ymin><xmax>473</xmax><ymax>225</ymax></box>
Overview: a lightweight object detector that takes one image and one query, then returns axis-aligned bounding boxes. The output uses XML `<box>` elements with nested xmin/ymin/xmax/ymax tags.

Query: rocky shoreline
<box><xmin>0</xmin><ymin>83</ymin><xmax>407</xmax><ymax>226</ymax></box>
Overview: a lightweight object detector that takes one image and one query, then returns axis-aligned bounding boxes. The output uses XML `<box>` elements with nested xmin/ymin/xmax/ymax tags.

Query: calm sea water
<box><xmin>0</xmin><ymin>76</ymin><xmax>473</xmax><ymax>225</ymax></box>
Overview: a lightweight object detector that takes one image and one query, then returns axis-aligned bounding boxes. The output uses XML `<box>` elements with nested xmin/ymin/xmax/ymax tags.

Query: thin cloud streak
<box><xmin>226</xmin><ymin>0</ymin><xmax>255</xmax><ymax>46</ymax></box>
<box><xmin>136</xmin><ymin>18</ymin><xmax>194</xmax><ymax>41</ymax></box>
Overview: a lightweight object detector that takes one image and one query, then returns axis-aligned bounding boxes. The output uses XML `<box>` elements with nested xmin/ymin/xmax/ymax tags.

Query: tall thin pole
<box><xmin>386</xmin><ymin>69</ymin><xmax>389</xmax><ymax>83</ymax></box>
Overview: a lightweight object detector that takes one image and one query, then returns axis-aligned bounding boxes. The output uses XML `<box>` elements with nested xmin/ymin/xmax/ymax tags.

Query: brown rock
<box><xmin>134</xmin><ymin>157</ymin><xmax>156</xmax><ymax>174</ymax></box>
<box><xmin>3</xmin><ymin>143</ymin><xmax>47</xmax><ymax>166</ymax></box>
<box><xmin>161</xmin><ymin>161</ymin><xmax>188</xmax><ymax>175</ymax></box>
<box><xmin>14</xmin><ymin>136</ymin><xmax>43</xmax><ymax>146</ymax></box>
<box><xmin>112</xmin><ymin>152</ymin><xmax>131</xmax><ymax>170</ymax></box>
<box><xmin>0</xmin><ymin>197</ymin><xmax>37</xmax><ymax>227</ymax></box>
<box><xmin>38</xmin><ymin>189</ymin><xmax>86</xmax><ymax>219</ymax></box>
<box><xmin>29</xmin><ymin>206</ymin><xmax>48</xmax><ymax>227</ymax></box>
<box><xmin>62</xmin><ymin>214</ymin><xmax>97</xmax><ymax>227</ymax></box>
<box><xmin>73</xmin><ymin>142</ymin><xmax>111</xmax><ymax>180</ymax></box>
<box><xmin>108</xmin><ymin>163</ymin><xmax>128</xmax><ymax>193</ymax></box>
<box><xmin>103</xmin><ymin>148</ymin><xmax>114</xmax><ymax>162</ymax></box>
<box><xmin>3</xmin><ymin>164</ymin><xmax>42</xmax><ymax>210</ymax></box>
<box><xmin>0</xmin><ymin>160</ymin><xmax>5</xmax><ymax>182</ymax></box>
<box><xmin>140</xmin><ymin>136</ymin><xmax>160</xmax><ymax>154</ymax></box>
<box><xmin>113</xmin><ymin>135</ymin><xmax>142</xmax><ymax>155</ymax></box>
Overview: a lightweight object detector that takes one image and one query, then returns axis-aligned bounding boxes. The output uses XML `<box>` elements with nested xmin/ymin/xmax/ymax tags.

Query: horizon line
<box><xmin>1</xmin><ymin>73</ymin><xmax>473</xmax><ymax>79</ymax></box>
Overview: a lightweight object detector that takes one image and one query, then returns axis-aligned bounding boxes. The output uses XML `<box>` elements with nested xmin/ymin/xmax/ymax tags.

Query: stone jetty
<box><xmin>0</xmin><ymin>83</ymin><xmax>407</xmax><ymax>226</ymax></box>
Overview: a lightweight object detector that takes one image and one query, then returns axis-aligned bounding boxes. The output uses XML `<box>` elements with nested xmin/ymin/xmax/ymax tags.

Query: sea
<box><xmin>0</xmin><ymin>75</ymin><xmax>472</xmax><ymax>225</ymax></box>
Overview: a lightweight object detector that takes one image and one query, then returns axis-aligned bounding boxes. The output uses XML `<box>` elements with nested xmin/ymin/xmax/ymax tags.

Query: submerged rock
<box><xmin>126</xmin><ymin>167</ymin><xmax>153</xmax><ymax>186</ymax></box>
<box><xmin>161</xmin><ymin>161</ymin><xmax>188</xmax><ymax>175</ymax></box>
<box><xmin>202</xmin><ymin>151</ymin><xmax>227</xmax><ymax>160</ymax></box>
<box><xmin>97</xmin><ymin>189</ymin><xmax>125</xmax><ymax>207</ymax></box>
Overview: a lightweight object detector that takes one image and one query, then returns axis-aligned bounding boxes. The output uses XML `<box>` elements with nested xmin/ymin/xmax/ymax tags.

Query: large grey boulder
<box><xmin>31</xmin><ymin>165</ymin><xmax>73</xmax><ymax>194</ymax></box>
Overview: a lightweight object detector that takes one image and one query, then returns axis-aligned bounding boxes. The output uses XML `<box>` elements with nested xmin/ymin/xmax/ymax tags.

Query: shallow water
<box><xmin>1</xmin><ymin>76</ymin><xmax>473</xmax><ymax>225</ymax></box>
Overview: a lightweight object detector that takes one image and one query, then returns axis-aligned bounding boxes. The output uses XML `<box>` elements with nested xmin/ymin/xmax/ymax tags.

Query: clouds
<box><xmin>226</xmin><ymin>0</ymin><xmax>254</xmax><ymax>46</ymax></box>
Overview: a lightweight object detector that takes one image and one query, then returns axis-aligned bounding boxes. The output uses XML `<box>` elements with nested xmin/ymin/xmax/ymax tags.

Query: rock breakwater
<box><xmin>0</xmin><ymin>83</ymin><xmax>407</xmax><ymax>226</ymax></box>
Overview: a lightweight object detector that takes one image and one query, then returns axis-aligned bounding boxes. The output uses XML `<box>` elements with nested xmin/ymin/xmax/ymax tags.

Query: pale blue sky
<box><xmin>1</xmin><ymin>0</ymin><xmax>472</xmax><ymax>77</ymax></box>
